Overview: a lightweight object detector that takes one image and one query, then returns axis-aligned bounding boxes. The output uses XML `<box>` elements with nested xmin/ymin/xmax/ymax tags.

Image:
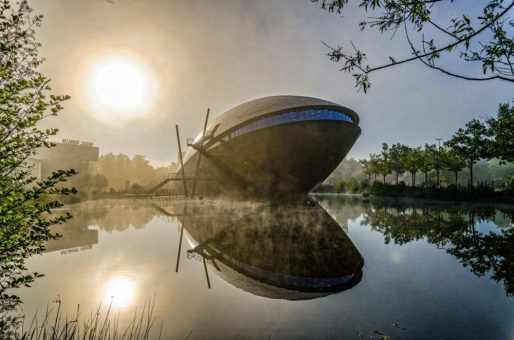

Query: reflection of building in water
<box><xmin>162</xmin><ymin>199</ymin><xmax>364</xmax><ymax>300</ymax></box>
<box><xmin>44</xmin><ymin>224</ymin><xmax>98</xmax><ymax>254</ymax></box>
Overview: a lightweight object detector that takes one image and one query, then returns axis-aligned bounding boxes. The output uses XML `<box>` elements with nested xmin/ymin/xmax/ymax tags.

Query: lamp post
<box><xmin>436</xmin><ymin>138</ymin><xmax>442</xmax><ymax>149</ymax></box>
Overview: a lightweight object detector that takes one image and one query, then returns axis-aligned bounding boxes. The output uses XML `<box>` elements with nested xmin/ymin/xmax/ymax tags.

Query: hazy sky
<box><xmin>32</xmin><ymin>0</ymin><xmax>513</xmax><ymax>166</ymax></box>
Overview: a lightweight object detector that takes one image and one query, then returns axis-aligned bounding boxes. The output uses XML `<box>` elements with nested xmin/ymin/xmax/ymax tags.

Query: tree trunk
<box><xmin>383</xmin><ymin>174</ymin><xmax>386</xmax><ymax>183</ymax></box>
<box><xmin>454</xmin><ymin>171</ymin><xmax>458</xmax><ymax>186</ymax></box>
<box><xmin>396</xmin><ymin>172</ymin><xmax>399</xmax><ymax>185</ymax></box>
<box><xmin>469</xmin><ymin>158</ymin><xmax>474</xmax><ymax>189</ymax></box>
<box><xmin>436</xmin><ymin>169</ymin><xmax>440</xmax><ymax>187</ymax></box>
<box><xmin>424</xmin><ymin>172</ymin><xmax>428</xmax><ymax>187</ymax></box>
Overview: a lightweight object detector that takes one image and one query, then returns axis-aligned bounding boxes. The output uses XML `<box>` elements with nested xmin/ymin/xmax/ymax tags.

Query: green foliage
<box><xmin>131</xmin><ymin>182</ymin><xmax>144</xmax><ymax>190</ymax></box>
<box><xmin>368</xmin><ymin>144</ymin><xmax>393</xmax><ymax>183</ymax></box>
<box><xmin>352</xmin><ymin>103</ymin><xmax>514</xmax><ymax>194</ymax></box>
<box><xmin>387</xmin><ymin>143</ymin><xmax>408</xmax><ymax>184</ymax></box>
<box><xmin>0</xmin><ymin>0</ymin><xmax>75</xmax><ymax>334</ymax></box>
<box><xmin>325</xmin><ymin>158</ymin><xmax>366</xmax><ymax>185</ymax></box>
<box><xmin>93</xmin><ymin>153</ymin><xmax>177</xmax><ymax>190</ymax></box>
<box><xmin>444</xmin><ymin>148</ymin><xmax>467</xmax><ymax>186</ymax></box>
<box><xmin>403</xmin><ymin>146</ymin><xmax>423</xmax><ymax>186</ymax></box>
<box><xmin>334</xmin><ymin>178</ymin><xmax>366</xmax><ymax>193</ymax></box>
<box><xmin>16</xmin><ymin>298</ymin><xmax>162</xmax><ymax>340</ymax></box>
<box><xmin>73</xmin><ymin>173</ymin><xmax>109</xmax><ymax>192</ymax></box>
<box><xmin>312</xmin><ymin>0</ymin><xmax>514</xmax><ymax>92</ymax></box>
<box><xmin>487</xmin><ymin>102</ymin><xmax>514</xmax><ymax>164</ymax></box>
<box><xmin>445</xmin><ymin>119</ymin><xmax>490</xmax><ymax>187</ymax></box>
<box><xmin>368</xmin><ymin>180</ymin><xmax>513</xmax><ymax>203</ymax></box>
<box><xmin>445</xmin><ymin>119</ymin><xmax>490</xmax><ymax>163</ymax></box>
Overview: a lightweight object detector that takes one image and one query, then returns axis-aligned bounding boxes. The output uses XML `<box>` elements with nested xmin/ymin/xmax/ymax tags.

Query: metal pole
<box><xmin>192</xmin><ymin>108</ymin><xmax>210</xmax><ymax>198</ymax></box>
<box><xmin>203</xmin><ymin>256</ymin><xmax>211</xmax><ymax>289</ymax></box>
<box><xmin>175</xmin><ymin>201</ymin><xmax>187</xmax><ymax>272</ymax></box>
<box><xmin>176</xmin><ymin>124</ymin><xmax>188</xmax><ymax>197</ymax></box>
<box><xmin>175</xmin><ymin>225</ymin><xmax>184</xmax><ymax>272</ymax></box>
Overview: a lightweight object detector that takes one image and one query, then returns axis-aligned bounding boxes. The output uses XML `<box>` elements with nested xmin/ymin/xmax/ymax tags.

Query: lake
<box><xmin>18</xmin><ymin>196</ymin><xmax>514</xmax><ymax>339</ymax></box>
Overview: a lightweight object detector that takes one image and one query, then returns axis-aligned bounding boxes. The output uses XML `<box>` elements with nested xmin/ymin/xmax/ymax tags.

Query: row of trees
<box><xmin>361</xmin><ymin>103</ymin><xmax>514</xmax><ymax>188</ymax></box>
<box><xmin>91</xmin><ymin>153</ymin><xmax>178</xmax><ymax>191</ymax></box>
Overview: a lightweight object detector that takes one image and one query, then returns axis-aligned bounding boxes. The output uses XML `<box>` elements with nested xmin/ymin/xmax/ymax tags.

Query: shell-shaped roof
<box><xmin>204</xmin><ymin>95</ymin><xmax>359</xmax><ymax>138</ymax></box>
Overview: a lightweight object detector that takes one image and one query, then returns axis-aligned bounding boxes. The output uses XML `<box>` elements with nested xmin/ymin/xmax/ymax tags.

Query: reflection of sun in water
<box><xmin>389</xmin><ymin>249</ymin><xmax>405</xmax><ymax>264</ymax></box>
<box><xmin>82</xmin><ymin>53</ymin><xmax>156</xmax><ymax>124</ymax></box>
<box><xmin>104</xmin><ymin>276</ymin><xmax>135</xmax><ymax>308</ymax></box>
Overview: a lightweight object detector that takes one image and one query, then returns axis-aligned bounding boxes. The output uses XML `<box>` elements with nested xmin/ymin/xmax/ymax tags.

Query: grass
<box><xmin>15</xmin><ymin>298</ymin><xmax>162</xmax><ymax>340</ymax></box>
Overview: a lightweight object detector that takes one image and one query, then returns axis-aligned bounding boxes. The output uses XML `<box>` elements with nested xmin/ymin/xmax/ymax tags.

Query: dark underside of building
<box><xmin>177</xmin><ymin>95</ymin><xmax>361</xmax><ymax>199</ymax></box>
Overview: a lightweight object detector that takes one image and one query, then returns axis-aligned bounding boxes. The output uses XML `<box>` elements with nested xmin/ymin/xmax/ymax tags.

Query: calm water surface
<box><xmin>19</xmin><ymin>196</ymin><xmax>514</xmax><ymax>339</ymax></box>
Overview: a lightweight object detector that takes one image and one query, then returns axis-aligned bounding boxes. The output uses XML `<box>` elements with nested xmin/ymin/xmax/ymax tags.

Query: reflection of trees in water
<box><xmin>449</xmin><ymin>227</ymin><xmax>514</xmax><ymax>295</ymax></box>
<box><xmin>360</xmin><ymin>201</ymin><xmax>514</xmax><ymax>296</ymax></box>
<box><xmin>63</xmin><ymin>201</ymin><xmax>155</xmax><ymax>232</ymax></box>
<box><xmin>315</xmin><ymin>196</ymin><xmax>363</xmax><ymax>232</ymax></box>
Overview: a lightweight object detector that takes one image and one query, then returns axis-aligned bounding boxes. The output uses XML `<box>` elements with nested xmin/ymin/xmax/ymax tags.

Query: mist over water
<box><xmin>18</xmin><ymin>197</ymin><xmax>514</xmax><ymax>339</ymax></box>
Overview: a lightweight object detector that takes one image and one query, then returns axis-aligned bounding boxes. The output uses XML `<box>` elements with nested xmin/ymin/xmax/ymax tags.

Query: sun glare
<box><xmin>83</xmin><ymin>54</ymin><xmax>156</xmax><ymax>124</ymax></box>
<box><xmin>103</xmin><ymin>276</ymin><xmax>136</xmax><ymax>308</ymax></box>
<box><xmin>93</xmin><ymin>59</ymin><xmax>145</xmax><ymax>109</ymax></box>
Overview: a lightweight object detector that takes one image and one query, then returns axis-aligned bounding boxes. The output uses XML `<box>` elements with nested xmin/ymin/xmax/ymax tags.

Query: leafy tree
<box><xmin>376</xmin><ymin>144</ymin><xmax>393</xmax><ymax>183</ymax></box>
<box><xmin>359</xmin><ymin>158</ymin><xmax>372</xmax><ymax>183</ymax></box>
<box><xmin>368</xmin><ymin>155</ymin><xmax>381</xmax><ymax>182</ymax></box>
<box><xmin>73</xmin><ymin>173</ymin><xmax>109</xmax><ymax>192</ymax></box>
<box><xmin>93</xmin><ymin>153</ymin><xmax>178</xmax><ymax>190</ymax></box>
<box><xmin>388</xmin><ymin>143</ymin><xmax>408</xmax><ymax>184</ymax></box>
<box><xmin>420</xmin><ymin>144</ymin><xmax>436</xmax><ymax>187</ymax></box>
<box><xmin>487</xmin><ymin>102</ymin><xmax>514</xmax><ymax>164</ymax></box>
<box><xmin>445</xmin><ymin>119</ymin><xmax>489</xmax><ymax>188</ymax></box>
<box><xmin>325</xmin><ymin>158</ymin><xmax>365</xmax><ymax>184</ymax></box>
<box><xmin>444</xmin><ymin>149</ymin><xmax>466</xmax><ymax>186</ymax></box>
<box><xmin>313</xmin><ymin>0</ymin><xmax>514</xmax><ymax>92</ymax></box>
<box><xmin>0</xmin><ymin>0</ymin><xmax>75</xmax><ymax>333</ymax></box>
<box><xmin>404</xmin><ymin>146</ymin><xmax>423</xmax><ymax>186</ymax></box>
<box><xmin>93</xmin><ymin>173</ymin><xmax>109</xmax><ymax>191</ymax></box>
<box><xmin>430</xmin><ymin>144</ymin><xmax>445</xmax><ymax>187</ymax></box>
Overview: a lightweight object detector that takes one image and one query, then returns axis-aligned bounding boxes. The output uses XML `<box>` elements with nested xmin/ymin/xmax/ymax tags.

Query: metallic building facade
<box><xmin>179</xmin><ymin>95</ymin><xmax>361</xmax><ymax>198</ymax></box>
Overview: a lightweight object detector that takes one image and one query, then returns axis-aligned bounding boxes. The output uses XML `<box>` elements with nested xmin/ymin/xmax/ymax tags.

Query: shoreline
<box><xmin>311</xmin><ymin>192</ymin><xmax>514</xmax><ymax>209</ymax></box>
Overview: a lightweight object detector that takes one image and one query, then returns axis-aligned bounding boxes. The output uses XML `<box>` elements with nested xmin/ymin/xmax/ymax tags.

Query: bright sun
<box><xmin>85</xmin><ymin>54</ymin><xmax>155</xmax><ymax>123</ymax></box>
<box><xmin>93</xmin><ymin>59</ymin><xmax>145</xmax><ymax>109</ymax></box>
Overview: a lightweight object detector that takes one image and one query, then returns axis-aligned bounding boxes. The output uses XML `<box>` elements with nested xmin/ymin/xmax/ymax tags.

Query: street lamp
<box><xmin>436</xmin><ymin>138</ymin><xmax>442</xmax><ymax>149</ymax></box>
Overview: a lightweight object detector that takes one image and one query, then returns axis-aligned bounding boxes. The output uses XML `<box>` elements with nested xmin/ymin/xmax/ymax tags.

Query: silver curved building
<box><xmin>180</xmin><ymin>95</ymin><xmax>361</xmax><ymax>198</ymax></box>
